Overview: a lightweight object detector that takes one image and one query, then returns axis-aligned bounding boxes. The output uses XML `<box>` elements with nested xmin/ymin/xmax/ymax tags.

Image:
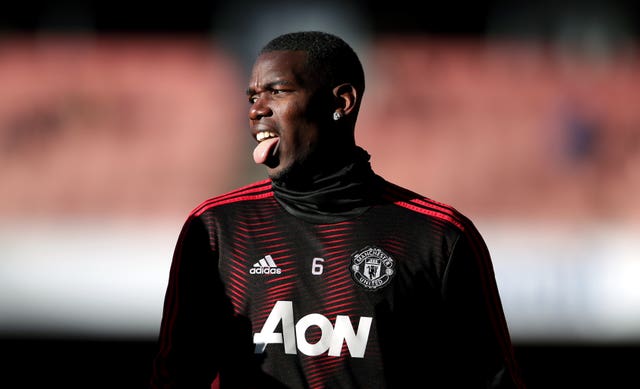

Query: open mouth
<box><xmin>253</xmin><ymin>131</ymin><xmax>280</xmax><ymax>164</ymax></box>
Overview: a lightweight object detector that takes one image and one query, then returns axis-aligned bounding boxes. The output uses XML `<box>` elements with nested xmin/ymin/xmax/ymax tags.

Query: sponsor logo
<box><xmin>254</xmin><ymin>301</ymin><xmax>372</xmax><ymax>358</ymax></box>
<box><xmin>250</xmin><ymin>255</ymin><xmax>282</xmax><ymax>275</ymax></box>
<box><xmin>350</xmin><ymin>246</ymin><xmax>395</xmax><ymax>291</ymax></box>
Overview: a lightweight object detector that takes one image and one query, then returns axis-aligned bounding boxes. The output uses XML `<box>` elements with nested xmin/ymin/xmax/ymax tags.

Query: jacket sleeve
<box><xmin>441</xmin><ymin>220</ymin><xmax>527</xmax><ymax>388</ymax></box>
<box><xmin>150</xmin><ymin>214</ymin><xmax>228</xmax><ymax>388</ymax></box>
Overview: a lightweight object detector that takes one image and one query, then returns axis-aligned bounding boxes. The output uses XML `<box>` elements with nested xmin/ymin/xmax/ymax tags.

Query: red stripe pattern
<box><xmin>152</xmin><ymin>178</ymin><xmax>525</xmax><ymax>388</ymax></box>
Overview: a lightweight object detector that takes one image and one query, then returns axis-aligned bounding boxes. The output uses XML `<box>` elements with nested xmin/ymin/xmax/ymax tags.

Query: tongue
<box><xmin>253</xmin><ymin>137</ymin><xmax>280</xmax><ymax>164</ymax></box>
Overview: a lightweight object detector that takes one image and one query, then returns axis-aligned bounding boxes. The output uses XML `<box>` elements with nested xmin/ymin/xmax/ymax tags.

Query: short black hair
<box><xmin>259</xmin><ymin>31</ymin><xmax>365</xmax><ymax>96</ymax></box>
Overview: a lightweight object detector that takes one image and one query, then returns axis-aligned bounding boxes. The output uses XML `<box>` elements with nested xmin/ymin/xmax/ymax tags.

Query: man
<box><xmin>151</xmin><ymin>31</ymin><xmax>525</xmax><ymax>388</ymax></box>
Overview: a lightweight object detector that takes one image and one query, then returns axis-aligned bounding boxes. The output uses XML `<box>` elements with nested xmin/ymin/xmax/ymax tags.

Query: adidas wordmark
<box><xmin>250</xmin><ymin>255</ymin><xmax>282</xmax><ymax>275</ymax></box>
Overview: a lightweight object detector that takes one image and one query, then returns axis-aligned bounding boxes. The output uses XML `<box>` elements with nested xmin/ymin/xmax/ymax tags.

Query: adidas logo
<box><xmin>250</xmin><ymin>255</ymin><xmax>282</xmax><ymax>275</ymax></box>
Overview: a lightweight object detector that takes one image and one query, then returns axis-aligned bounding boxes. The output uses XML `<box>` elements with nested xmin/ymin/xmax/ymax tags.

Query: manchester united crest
<box><xmin>350</xmin><ymin>246</ymin><xmax>395</xmax><ymax>291</ymax></box>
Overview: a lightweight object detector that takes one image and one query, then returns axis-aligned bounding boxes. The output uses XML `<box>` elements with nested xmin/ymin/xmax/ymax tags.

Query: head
<box><xmin>246</xmin><ymin>31</ymin><xmax>366</xmax><ymax>181</ymax></box>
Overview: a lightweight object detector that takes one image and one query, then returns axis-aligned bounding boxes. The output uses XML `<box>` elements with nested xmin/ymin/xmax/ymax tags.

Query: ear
<box><xmin>332</xmin><ymin>83</ymin><xmax>358</xmax><ymax>117</ymax></box>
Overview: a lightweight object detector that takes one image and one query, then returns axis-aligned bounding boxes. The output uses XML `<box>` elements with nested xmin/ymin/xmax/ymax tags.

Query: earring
<box><xmin>333</xmin><ymin>111</ymin><xmax>342</xmax><ymax>121</ymax></box>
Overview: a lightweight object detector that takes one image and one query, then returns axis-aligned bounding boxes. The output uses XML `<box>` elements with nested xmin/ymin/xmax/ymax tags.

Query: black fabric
<box><xmin>270</xmin><ymin>146</ymin><xmax>383</xmax><ymax>223</ymax></box>
<box><xmin>152</xmin><ymin>178</ymin><xmax>524</xmax><ymax>388</ymax></box>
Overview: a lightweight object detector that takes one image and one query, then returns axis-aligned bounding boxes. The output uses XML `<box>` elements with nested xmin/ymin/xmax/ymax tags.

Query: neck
<box><xmin>271</xmin><ymin>146</ymin><xmax>360</xmax><ymax>191</ymax></box>
<box><xmin>270</xmin><ymin>146</ymin><xmax>382</xmax><ymax>223</ymax></box>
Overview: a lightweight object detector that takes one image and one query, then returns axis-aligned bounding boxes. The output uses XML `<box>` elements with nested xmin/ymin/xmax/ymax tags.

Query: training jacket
<box><xmin>151</xmin><ymin>174</ymin><xmax>525</xmax><ymax>388</ymax></box>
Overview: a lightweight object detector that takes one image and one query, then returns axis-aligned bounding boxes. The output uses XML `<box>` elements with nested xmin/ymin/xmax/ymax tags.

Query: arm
<box><xmin>442</xmin><ymin>221</ymin><xmax>526</xmax><ymax>388</ymax></box>
<box><xmin>150</xmin><ymin>215</ymin><xmax>226</xmax><ymax>388</ymax></box>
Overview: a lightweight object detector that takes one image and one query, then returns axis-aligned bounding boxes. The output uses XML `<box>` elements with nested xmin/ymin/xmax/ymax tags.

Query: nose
<box><xmin>249</xmin><ymin>97</ymin><xmax>271</xmax><ymax>120</ymax></box>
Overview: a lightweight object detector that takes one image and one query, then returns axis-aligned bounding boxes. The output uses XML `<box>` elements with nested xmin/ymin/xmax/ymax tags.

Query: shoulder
<box><xmin>189</xmin><ymin>179</ymin><xmax>274</xmax><ymax>217</ymax></box>
<box><xmin>380</xmin><ymin>180</ymin><xmax>490</xmax><ymax>257</ymax></box>
<box><xmin>379</xmin><ymin>179</ymin><xmax>474</xmax><ymax>233</ymax></box>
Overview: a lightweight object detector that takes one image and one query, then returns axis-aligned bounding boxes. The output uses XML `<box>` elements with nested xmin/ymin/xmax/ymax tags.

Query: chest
<box><xmin>215</xmin><ymin>206</ymin><xmax>449</xmax><ymax>316</ymax></box>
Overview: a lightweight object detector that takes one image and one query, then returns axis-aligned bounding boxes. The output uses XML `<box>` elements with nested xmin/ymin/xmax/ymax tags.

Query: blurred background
<box><xmin>1</xmin><ymin>0</ymin><xmax>639</xmax><ymax>387</ymax></box>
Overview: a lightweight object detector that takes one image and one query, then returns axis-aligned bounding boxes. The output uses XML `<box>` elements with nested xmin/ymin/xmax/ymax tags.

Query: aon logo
<box><xmin>253</xmin><ymin>300</ymin><xmax>372</xmax><ymax>358</ymax></box>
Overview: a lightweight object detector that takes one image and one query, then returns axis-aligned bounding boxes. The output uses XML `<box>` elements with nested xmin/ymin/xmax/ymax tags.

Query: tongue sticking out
<box><xmin>253</xmin><ymin>137</ymin><xmax>280</xmax><ymax>164</ymax></box>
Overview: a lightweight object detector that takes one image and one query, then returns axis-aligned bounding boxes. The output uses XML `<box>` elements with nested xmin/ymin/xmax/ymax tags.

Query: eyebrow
<box><xmin>246</xmin><ymin>80</ymin><xmax>293</xmax><ymax>96</ymax></box>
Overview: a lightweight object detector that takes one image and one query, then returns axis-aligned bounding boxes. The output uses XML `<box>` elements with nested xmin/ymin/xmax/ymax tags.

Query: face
<box><xmin>247</xmin><ymin>50</ymin><xmax>329</xmax><ymax>180</ymax></box>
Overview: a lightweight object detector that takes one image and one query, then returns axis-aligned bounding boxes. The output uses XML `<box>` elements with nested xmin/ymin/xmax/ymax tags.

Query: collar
<box><xmin>271</xmin><ymin>146</ymin><xmax>383</xmax><ymax>223</ymax></box>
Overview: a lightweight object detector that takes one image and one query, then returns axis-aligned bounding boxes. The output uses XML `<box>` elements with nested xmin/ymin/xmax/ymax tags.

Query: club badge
<box><xmin>350</xmin><ymin>246</ymin><xmax>395</xmax><ymax>291</ymax></box>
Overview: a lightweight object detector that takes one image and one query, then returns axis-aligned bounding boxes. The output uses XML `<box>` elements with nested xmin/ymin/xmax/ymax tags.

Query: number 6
<box><xmin>311</xmin><ymin>257</ymin><xmax>325</xmax><ymax>275</ymax></box>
